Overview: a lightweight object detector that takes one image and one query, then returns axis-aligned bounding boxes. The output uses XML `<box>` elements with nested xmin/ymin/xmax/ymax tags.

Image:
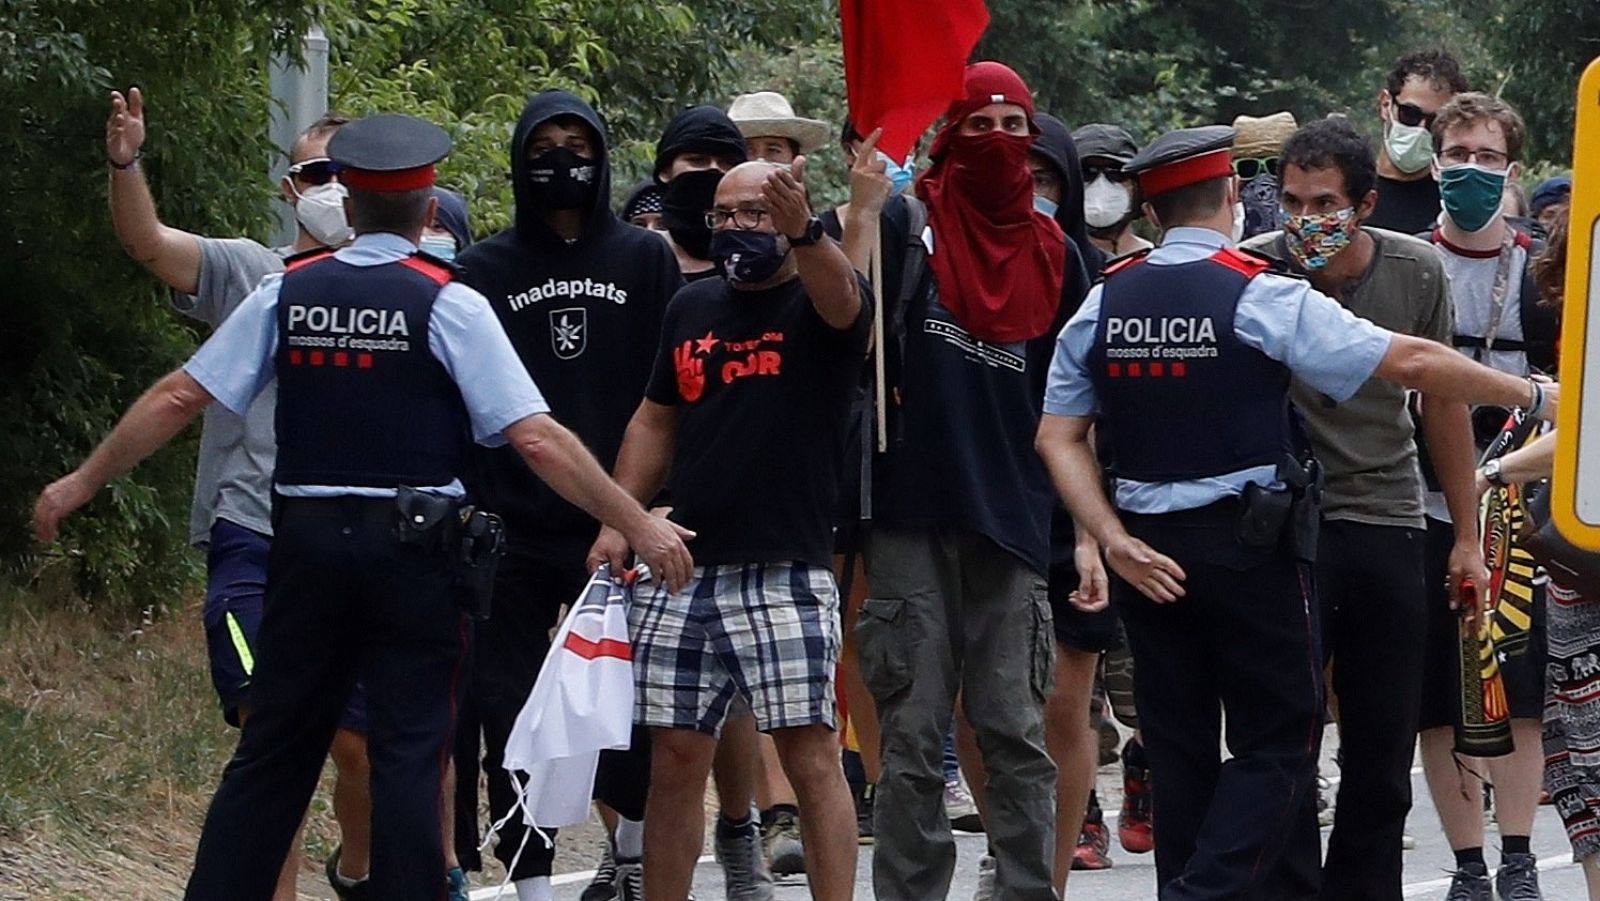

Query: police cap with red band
<box><xmin>328</xmin><ymin>113</ymin><xmax>452</xmax><ymax>192</ymax></box>
<box><xmin>1123</xmin><ymin>125</ymin><xmax>1236</xmax><ymax>198</ymax></box>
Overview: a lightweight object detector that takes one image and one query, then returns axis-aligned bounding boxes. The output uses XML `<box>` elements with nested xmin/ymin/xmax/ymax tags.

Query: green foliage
<box><xmin>1468</xmin><ymin>0</ymin><xmax>1600</xmax><ymax>165</ymax></box>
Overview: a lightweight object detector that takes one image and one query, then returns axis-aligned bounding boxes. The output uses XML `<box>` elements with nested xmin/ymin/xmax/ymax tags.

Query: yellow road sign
<box><xmin>1553</xmin><ymin>57</ymin><xmax>1600</xmax><ymax>548</ymax></box>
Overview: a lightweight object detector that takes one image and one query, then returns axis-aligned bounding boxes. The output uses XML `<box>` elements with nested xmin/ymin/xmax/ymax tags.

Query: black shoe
<box><xmin>1445</xmin><ymin>862</ymin><xmax>1492</xmax><ymax>901</ymax></box>
<box><xmin>1495</xmin><ymin>852</ymin><xmax>1544</xmax><ymax>901</ymax></box>
<box><xmin>324</xmin><ymin>846</ymin><xmax>371</xmax><ymax>901</ymax></box>
<box><xmin>855</xmin><ymin>781</ymin><xmax>876</xmax><ymax>845</ymax></box>
<box><xmin>581</xmin><ymin>837</ymin><xmax>620</xmax><ymax>901</ymax></box>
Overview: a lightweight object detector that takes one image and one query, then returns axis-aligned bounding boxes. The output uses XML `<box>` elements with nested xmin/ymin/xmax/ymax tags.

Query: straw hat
<box><xmin>1231</xmin><ymin>112</ymin><xmax>1299</xmax><ymax>158</ymax></box>
<box><xmin>727</xmin><ymin>91</ymin><xmax>830</xmax><ymax>154</ymax></box>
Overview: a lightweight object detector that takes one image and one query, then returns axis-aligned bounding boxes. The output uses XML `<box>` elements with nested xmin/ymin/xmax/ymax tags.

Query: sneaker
<box><xmin>1495</xmin><ymin>852</ymin><xmax>1544</xmax><ymax>900</ymax></box>
<box><xmin>760</xmin><ymin>807</ymin><xmax>806</xmax><ymax>878</ymax></box>
<box><xmin>581</xmin><ymin>838</ymin><xmax>619</xmax><ymax>901</ymax></box>
<box><xmin>613</xmin><ymin>856</ymin><xmax>643</xmax><ymax>901</ymax></box>
<box><xmin>716</xmin><ymin>814</ymin><xmax>777</xmax><ymax>898</ymax></box>
<box><xmin>1316</xmin><ymin>773</ymin><xmax>1334</xmax><ymax>827</ymax></box>
<box><xmin>946</xmin><ymin>779</ymin><xmax>984</xmax><ymax>833</ymax></box>
<box><xmin>324</xmin><ymin>846</ymin><xmax>371</xmax><ymax>901</ymax></box>
<box><xmin>1444</xmin><ymin>862</ymin><xmax>1493</xmax><ymax>901</ymax></box>
<box><xmin>446</xmin><ymin>866</ymin><xmax>469</xmax><ymax>901</ymax></box>
<box><xmin>1072</xmin><ymin>819</ymin><xmax>1114</xmax><ymax>870</ymax></box>
<box><xmin>1119</xmin><ymin>744</ymin><xmax>1154</xmax><ymax>854</ymax></box>
<box><xmin>973</xmin><ymin>853</ymin><xmax>996</xmax><ymax>901</ymax></box>
<box><xmin>855</xmin><ymin>781</ymin><xmax>876</xmax><ymax>845</ymax></box>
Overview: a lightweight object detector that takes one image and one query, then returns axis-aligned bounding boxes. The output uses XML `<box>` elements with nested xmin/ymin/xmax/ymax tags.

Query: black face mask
<box><xmin>710</xmin><ymin>229</ymin><xmax>790</xmax><ymax>284</ymax></box>
<box><xmin>524</xmin><ymin>146</ymin><xmax>597</xmax><ymax>211</ymax></box>
<box><xmin>661</xmin><ymin>169</ymin><xmax>723</xmax><ymax>260</ymax></box>
<box><xmin>1240</xmin><ymin>174</ymin><xmax>1282</xmax><ymax>241</ymax></box>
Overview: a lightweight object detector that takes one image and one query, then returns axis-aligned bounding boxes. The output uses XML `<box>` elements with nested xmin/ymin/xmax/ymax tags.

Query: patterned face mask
<box><xmin>1282</xmin><ymin>206</ymin><xmax>1357</xmax><ymax>270</ymax></box>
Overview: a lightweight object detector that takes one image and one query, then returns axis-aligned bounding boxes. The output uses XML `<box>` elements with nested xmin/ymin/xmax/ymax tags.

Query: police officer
<box><xmin>31</xmin><ymin>113</ymin><xmax>694</xmax><ymax>901</ymax></box>
<box><xmin>1033</xmin><ymin>125</ymin><xmax>1558</xmax><ymax>900</ymax></box>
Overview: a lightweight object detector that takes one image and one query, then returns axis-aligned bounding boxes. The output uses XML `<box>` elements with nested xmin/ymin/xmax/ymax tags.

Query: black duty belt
<box><xmin>276</xmin><ymin>494</ymin><xmax>397</xmax><ymax>523</ymax></box>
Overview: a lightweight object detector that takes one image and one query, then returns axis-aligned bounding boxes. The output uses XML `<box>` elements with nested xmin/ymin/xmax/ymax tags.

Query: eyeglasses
<box><xmin>705</xmin><ymin>208</ymin><xmax>770</xmax><ymax>230</ymax></box>
<box><xmin>1082</xmin><ymin>164</ymin><xmax>1131</xmax><ymax>183</ymax></box>
<box><xmin>1393</xmin><ymin>101</ymin><xmax>1437</xmax><ymax>129</ymax></box>
<box><xmin>1437</xmin><ymin>146</ymin><xmax>1510</xmax><ymax>169</ymax></box>
<box><xmin>1233</xmin><ymin>157</ymin><xmax>1280</xmax><ymax>181</ymax></box>
<box><xmin>287</xmin><ymin>157</ymin><xmax>338</xmax><ymax>186</ymax></box>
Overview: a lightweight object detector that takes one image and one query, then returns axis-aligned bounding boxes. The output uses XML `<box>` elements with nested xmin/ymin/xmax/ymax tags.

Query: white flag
<box><xmin>502</xmin><ymin>564</ymin><xmax>637</xmax><ymax>829</ymax></box>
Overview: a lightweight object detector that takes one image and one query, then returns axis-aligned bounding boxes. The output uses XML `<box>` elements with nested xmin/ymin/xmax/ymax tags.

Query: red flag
<box><xmin>841</xmin><ymin>0</ymin><xmax>990</xmax><ymax>162</ymax></box>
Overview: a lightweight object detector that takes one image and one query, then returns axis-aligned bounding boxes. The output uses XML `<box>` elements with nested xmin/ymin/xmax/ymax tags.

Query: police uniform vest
<box><xmin>273</xmin><ymin>250</ymin><xmax>470</xmax><ymax>488</ymax></box>
<box><xmin>1087</xmin><ymin>248</ymin><xmax>1293</xmax><ymax>482</ymax></box>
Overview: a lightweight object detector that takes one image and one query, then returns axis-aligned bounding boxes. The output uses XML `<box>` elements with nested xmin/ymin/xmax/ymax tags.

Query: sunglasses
<box><xmin>1392</xmin><ymin>101</ymin><xmax>1437</xmax><ymax>129</ymax></box>
<box><xmin>286</xmin><ymin>157</ymin><xmax>338</xmax><ymax>186</ymax></box>
<box><xmin>1082</xmin><ymin>163</ymin><xmax>1131</xmax><ymax>183</ymax></box>
<box><xmin>1233</xmin><ymin>157</ymin><xmax>1280</xmax><ymax>181</ymax></box>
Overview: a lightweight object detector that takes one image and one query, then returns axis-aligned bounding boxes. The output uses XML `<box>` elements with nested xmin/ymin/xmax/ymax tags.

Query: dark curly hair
<box><xmin>1386</xmin><ymin>49</ymin><xmax>1469</xmax><ymax>97</ymax></box>
<box><xmin>1281</xmin><ymin>117</ymin><xmax>1377</xmax><ymax>205</ymax></box>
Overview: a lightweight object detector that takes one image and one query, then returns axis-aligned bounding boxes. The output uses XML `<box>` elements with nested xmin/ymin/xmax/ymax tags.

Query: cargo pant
<box><xmin>857</xmin><ymin>526</ymin><xmax>1058</xmax><ymax>900</ymax></box>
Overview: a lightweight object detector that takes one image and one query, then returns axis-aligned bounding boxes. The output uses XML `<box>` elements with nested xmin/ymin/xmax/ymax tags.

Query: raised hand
<box><xmin>763</xmin><ymin>155</ymin><xmax>814</xmax><ymax>240</ymax></box>
<box><xmin>106</xmin><ymin>87</ymin><xmax>146</xmax><ymax>167</ymax></box>
<box><xmin>848</xmin><ymin>128</ymin><xmax>894</xmax><ymax>218</ymax></box>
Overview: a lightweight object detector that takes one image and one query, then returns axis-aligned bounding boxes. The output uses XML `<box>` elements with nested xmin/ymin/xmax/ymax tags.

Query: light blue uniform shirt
<box><xmin>1044</xmin><ymin>227</ymin><xmax>1394</xmax><ymax>513</ymax></box>
<box><xmin>184</xmin><ymin>232</ymin><xmax>551</xmax><ymax>498</ymax></box>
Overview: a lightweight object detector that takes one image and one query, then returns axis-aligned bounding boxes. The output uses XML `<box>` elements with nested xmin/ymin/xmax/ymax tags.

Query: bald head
<box><xmin>714</xmin><ymin>161</ymin><xmax>785</xmax><ymax>208</ymax></box>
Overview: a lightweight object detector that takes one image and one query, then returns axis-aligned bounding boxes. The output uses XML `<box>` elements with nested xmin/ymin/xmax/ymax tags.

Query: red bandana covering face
<box><xmin>916</xmin><ymin>61</ymin><xmax>1066</xmax><ymax>344</ymax></box>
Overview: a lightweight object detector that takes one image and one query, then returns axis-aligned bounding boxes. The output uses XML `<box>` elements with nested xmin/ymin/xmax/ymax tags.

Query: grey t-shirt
<box><xmin>1245</xmin><ymin>227</ymin><xmax>1452</xmax><ymax>528</ymax></box>
<box><xmin>169</xmin><ymin>237</ymin><xmax>286</xmax><ymax>544</ymax></box>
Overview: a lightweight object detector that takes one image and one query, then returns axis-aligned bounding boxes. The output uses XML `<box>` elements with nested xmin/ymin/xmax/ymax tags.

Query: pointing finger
<box><xmin>855</xmin><ymin>128</ymin><xmax>884</xmax><ymax>165</ymax></box>
<box><xmin>128</xmin><ymin>86</ymin><xmax>143</xmax><ymax>117</ymax></box>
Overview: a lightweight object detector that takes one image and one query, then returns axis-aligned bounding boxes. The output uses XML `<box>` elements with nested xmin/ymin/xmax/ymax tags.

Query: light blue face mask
<box><xmin>1033</xmin><ymin>194</ymin><xmax>1060</xmax><ymax>217</ymax></box>
<box><xmin>876</xmin><ymin>151</ymin><xmax>916</xmax><ymax>194</ymax></box>
<box><xmin>420</xmin><ymin>234</ymin><xmax>458</xmax><ymax>262</ymax></box>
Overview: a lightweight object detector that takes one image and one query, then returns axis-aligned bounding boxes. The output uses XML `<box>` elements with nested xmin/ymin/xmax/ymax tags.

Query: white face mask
<box><xmin>1384</xmin><ymin>119</ymin><xmax>1435</xmax><ymax>175</ymax></box>
<box><xmin>1230</xmin><ymin>201</ymin><xmax>1246</xmax><ymax>243</ymax></box>
<box><xmin>292</xmin><ymin>181</ymin><xmax>353</xmax><ymax>247</ymax></box>
<box><xmin>1083</xmin><ymin>175</ymin><xmax>1132</xmax><ymax>229</ymax></box>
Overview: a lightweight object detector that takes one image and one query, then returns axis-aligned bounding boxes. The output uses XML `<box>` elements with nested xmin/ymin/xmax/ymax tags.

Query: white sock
<box><xmin>615</xmin><ymin>816</ymin><xmax>645</xmax><ymax>859</ymax></box>
<box><xmin>514</xmin><ymin>876</ymin><xmax>554</xmax><ymax>901</ymax></box>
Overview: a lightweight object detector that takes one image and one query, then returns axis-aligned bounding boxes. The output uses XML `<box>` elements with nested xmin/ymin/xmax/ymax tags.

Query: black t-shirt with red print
<box><xmin>646</xmin><ymin>272</ymin><xmax>874</xmax><ymax>567</ymax></box>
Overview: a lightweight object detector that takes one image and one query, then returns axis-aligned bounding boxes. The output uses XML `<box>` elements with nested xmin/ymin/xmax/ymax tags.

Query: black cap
<box><xmin>653</xmin><ymin>106</ymin><xmax>748</xmax><ymax>180</ymax></box>
<box><xmin>1124</xmin><ymin>125</ymin><xmax>1236</xmax><ymax>197</ymax></box>
<box><xmin>1072</xmin><ymin>123</ymin><xmax>1139</xmax><ymax>166</ymax></box>
<box><xmin>329</xmin><ymin>114</ymin><xmax>452</xmax><ymax>191</ymax></box>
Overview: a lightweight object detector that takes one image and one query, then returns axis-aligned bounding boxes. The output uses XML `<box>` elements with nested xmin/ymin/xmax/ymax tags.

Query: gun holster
<box><xmin>393</xmin><ymin>488</ymin><xmax>504</xmax><ymax>619</ymax></box>
<box><xmin>455</xmin><ymin>508</ymin><xmax>506</xmax><ymax>621</ymax></box>
<box><xmin>1234</xmin><ymin>455</ymin><xmax>1323</xmax><ymax>563</ymax></box>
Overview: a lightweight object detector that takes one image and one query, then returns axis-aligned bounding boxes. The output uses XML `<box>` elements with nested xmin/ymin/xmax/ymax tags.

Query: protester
<box><xmin>856</xmin><ymin>61</ymin><xmax>1087</xmax><ymax>901</ymax></box>
<box><xmin>1243</xmin><ymin>117</ymin><xmax>1485</xmax><ymax>899</ymax></box>
<box><xmin>1419</xmin><ymin>90</ymin><xmax>1557</xmax><ymax>901</ymax></box>
<box><xmin>101</xmin><ymin>87</ymin><xmax>380</xmax><ymax>901</ymax></box>
<box><xmin>588</xmin><ymin>158</ymin><xmax>871</xmax><ymax>901</ymax></box>
<box><xmin>656</xmin><ymin>105</ymin><xmax>749</xmax><ymax>279</ymax></box>
<box><xmin>1038</xmin><ymin>120</ymin><xmax>1558</xmax><ymax>901</ymax></box>
<box><xmin>1530</xmin><ymin>175</ymin><xmax>1572</xmax><ymax>232</ymax></box>
<box><xmin>1490</xmin><ymin>206</ymin><xmax>1600</xmax><ymax>901</ymax></box>
<box><xmin>1368</xmin><ymin>48</ymin><xmax>1469</xmax><ymax>234</ymax></box>
<box><xmin>622</xmin><ymin>180</ymin><xmax>665</xmax><ymax>232</ymax></box>
<box><xmin>1072</xmin><ymin>123</ymin><xmax>1152</xmax><ymax>260</ymax></box>
<box><xmin>1231</xmin><ymin>111</ymin><xmax>1297</xmax><ymax>240</ymax></box>
<box><xmin>729</xmin><ymin>91</ymin><xmax>830</xmax><ymax>164</ymax></box>
<box><xmin>454</xmin><ymin>90</ymin><xmax>686</xmax><ymax>901</ymax></box>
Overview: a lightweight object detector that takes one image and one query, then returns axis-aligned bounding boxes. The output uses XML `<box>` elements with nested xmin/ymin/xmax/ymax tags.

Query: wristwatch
<box><xmin>789</xmin><ymin>215</ymin><xmax>825</xmax><ymax>247</ymax></box>
<box><xmin>1483</xmin><ymin>458</ymin><xmax>1506</xmax><ymax>486</ymax></box>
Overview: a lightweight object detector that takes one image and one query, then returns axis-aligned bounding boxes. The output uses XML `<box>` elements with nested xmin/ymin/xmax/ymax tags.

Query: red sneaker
<box><xmin>1072</xmin><ymin>820</ymin><xmax>1114</xmax><ymax>871</ymax></box>
<box><xmin>1119</xmin><ymin>771</ymin><xmax>1154</xmax><ymax>854</ymax></box>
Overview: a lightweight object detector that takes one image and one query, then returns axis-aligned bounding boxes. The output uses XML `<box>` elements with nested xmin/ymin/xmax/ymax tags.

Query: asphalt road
<box><xmin>515</xmin><ymin>736</ymin><xmax>1588</xmax><ymax>900</ymax></box>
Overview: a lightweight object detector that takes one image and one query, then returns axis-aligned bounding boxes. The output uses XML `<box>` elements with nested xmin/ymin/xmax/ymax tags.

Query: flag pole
<box><xmin>872</xmin><ymin>234</ymin><xmax>887</xmax><ymax>454</ymax></box>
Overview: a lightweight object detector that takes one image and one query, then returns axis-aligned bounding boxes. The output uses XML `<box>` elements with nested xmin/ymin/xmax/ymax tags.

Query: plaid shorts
<box><xmin>630</xmin><ymin>562</ymin><xmax>839</xmax><ymax>735</ymax></box>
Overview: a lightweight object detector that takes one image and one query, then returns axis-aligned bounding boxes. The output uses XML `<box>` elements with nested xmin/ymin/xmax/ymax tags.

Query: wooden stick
<box><xmin>871</xmin><ymin>234</ymin><xmax>887</xmax><ymax>454</ymax></box>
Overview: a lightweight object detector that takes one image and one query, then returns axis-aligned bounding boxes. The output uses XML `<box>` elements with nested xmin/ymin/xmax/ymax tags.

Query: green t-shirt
<box><xmin>1244</xmin><ymin>227</ymin><xmax>1452</xmax><ymax>528</ymax></box>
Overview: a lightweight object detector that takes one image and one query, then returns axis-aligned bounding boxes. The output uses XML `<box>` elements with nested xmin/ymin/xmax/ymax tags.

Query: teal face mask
<box><xmin>877</xmin><ymin>151</ymin><xmax>915</xmax><ymax>194</ymax></box>
<box><xmin>1033</xmin><ymin>194</ymin><xmax>1060</xmax><ymax>217</ymax></box>
<box><xmin>1438</xmin><ymin>163</ymin><xmax>1508</xmax><ymax>233</ymax></box>
<box><xmin>420</xmin><ymin>234</ymin><xmax>458</xmax><ymax>261</ymax></box>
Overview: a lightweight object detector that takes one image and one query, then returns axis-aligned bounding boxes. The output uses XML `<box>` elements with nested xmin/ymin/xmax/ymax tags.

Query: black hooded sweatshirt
<box><xmin>459</xmin><ymin>91</ymin><xmax>684</xmax><ymax>560</ymax></box>
<box><xmin>1034</xmin><ymin>113</ymin><xmax>1107</xmax><ymax>280</ymax></box>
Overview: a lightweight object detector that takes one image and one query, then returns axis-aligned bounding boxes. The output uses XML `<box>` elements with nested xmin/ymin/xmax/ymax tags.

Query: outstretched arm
<box><xmin>106</xmin><ymin>87</ymin><xmax>203</xmax><ymax>294</ymax></box>
<box><xmin>33</xmin><ymin>368</ymin><xmax>214</xmax><ymax>541</ymax></box>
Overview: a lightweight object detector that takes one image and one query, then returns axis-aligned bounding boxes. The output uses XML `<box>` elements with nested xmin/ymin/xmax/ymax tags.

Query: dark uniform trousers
<box><xmin>1115</xmin><ymin>501</ymin><xmax>1324</xmax><ymax>901</ymax></box>
<box><xmin>186</xmin><ymin>497</ymin><xmax>469</xmax><ymax>901</ymax></box>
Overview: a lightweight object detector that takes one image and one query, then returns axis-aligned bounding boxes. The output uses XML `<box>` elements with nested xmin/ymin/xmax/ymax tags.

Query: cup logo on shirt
<box><xmin>671</xmin><ymin>329</ymin><xmax>786</xmax><ymax>404</ymax></box>
<box><xmin>550</xmin><ymin>307</ymin><xmax>587</xmax><ymax>360</ymax></box>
